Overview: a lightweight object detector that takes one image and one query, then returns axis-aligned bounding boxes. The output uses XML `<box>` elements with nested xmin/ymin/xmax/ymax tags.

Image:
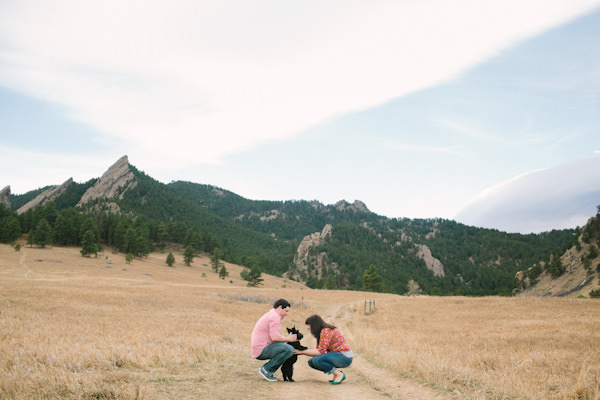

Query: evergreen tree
<box><xmin>33</xmin><ymin>218</ymin><xmax>52</xmax><ymax>248</ymax></box>
<box><xmin>183</xmin><ymin>245</ymin><xmax>195</xmax><ymax>266</ymax></box>
<box><xmin>185</xmin><ymin>229</ymin><xmax>202</xmax><ymax>252</ymax></box>
<box><xmin>134</xmin><ymin>234</ymin><xmax>149</xmax><ymax>258</ymax></box>
<box><xmin>241</xmin><ymin>265</ymin><xmax>263</xmax><ymax>287</ymax></box>
<box><xmin>0</xmin><ymin>215</ymin><xmax>21</xmax><ymax>243</ymax></box>
<box><xmin>362</xmin><ymin>264</ymin><xmax>383</xmax><ymax>292</ymax></box>
<box><xmin>219</xmin><ymin>264</ymin><xmax>229</xmax><ymax>279</ymax></box>
<box><xmin>123</xmin><ymin>227</ymin><xmax>137</xmax><ymax>254</ymax></box>
<box><xmin>80</xmin><ymin>230</ymin><xmax>100</xmax><ymax>257</ymax></box>
<box><xmin>210</xmin><ymin>248</ymin><xmax>224</xmax><ymax>272</ymax></box>
<box><xmin>79</xmin><ymin>217</ymin><xmax>99</xmax><ymax>244</ymax></box>
<box><xmin>323</xmin><ymin>274</ymin><xmax>338</xmax><ymax>290</ymax></box>
<box><xmin>156</xmin><ymin>222</ymin><xmax>169</xmax><ymax>251</ymax></box>
<box><xmin>166</xmin><ymin>252</ymin><xmax>175</xmax><ymax>267</ymax></box>
<box><xmin>27</xmin><ymin>229</ymin><xmax>34</xmax><ymax>247</ymax></box>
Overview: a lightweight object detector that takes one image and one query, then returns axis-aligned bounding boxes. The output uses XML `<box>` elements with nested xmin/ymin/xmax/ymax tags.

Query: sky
<box><xmin>1</xmin><ymin>1</ymin><xmax>599</xmax><ymax>234</ymax></box>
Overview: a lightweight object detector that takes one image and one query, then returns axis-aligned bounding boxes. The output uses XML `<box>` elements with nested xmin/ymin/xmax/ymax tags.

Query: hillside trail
<box><xmin>267</xmin><ymin>301</ymin><xmax>456</xmax><ymax>400</ymax></box>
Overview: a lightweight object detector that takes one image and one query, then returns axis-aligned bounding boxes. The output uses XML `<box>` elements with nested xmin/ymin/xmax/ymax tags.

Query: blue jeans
<box><xmin>256</xmin><ymin>342</ymin><xmax>294</xmax><ymax>374</ymax></box>
<box><xmin>308</xmin><ymin>352</ymin><xmax>353</xmax><ymax>374</ymax></box>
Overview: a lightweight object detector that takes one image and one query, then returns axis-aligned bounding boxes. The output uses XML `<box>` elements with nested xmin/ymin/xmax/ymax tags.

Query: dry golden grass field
<box><xmin>1</xmin><ymin>243</ymin><xmax>599</xmax><ymax>400</ymax></box>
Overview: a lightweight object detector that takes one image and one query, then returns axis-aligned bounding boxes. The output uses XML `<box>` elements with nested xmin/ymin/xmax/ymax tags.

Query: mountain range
<box><xmin>2</xmin><ymin>155</ymin><xmax>599</xmax><ymax>297</ymax></box>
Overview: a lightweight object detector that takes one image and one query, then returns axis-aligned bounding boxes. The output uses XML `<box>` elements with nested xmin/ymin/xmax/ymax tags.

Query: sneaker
<box><xmin>259</xmin><ymin>367</ymin><xmax>278</xmax><ymax>382</ymax></box>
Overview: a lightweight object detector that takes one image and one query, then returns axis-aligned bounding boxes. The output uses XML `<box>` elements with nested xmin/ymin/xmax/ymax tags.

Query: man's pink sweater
<box><xmin>251</xmin><ymin>308</ymin><xmax>282</xmax><ymax>358</ymax></box>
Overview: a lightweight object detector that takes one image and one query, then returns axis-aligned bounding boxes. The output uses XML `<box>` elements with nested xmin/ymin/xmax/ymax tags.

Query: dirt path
<box><xmin>18</xmin><ymin>248</ymin><xmax>32</xmax><ymax>279</ymax></box>
<box><xmin>266</xmin><ymin>301</ymin><xmax>456</xmax><ymax>400</ymax></box>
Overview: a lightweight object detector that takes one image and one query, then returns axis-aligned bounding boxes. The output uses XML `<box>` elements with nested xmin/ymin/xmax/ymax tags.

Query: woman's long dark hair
<box><xmin>305</xmin><ymin>314</ymin><xmax>336</xmax><ymax>346</ymax></box>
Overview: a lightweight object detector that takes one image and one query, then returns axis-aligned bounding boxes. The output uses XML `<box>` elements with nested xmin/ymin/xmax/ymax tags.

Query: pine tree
<box><xmin>362</xmin><ymin>264</ymin><xmax>383</xmax><ymax>292</ymax></box>
<box><xmin>166</xmin><ymin>252</ymin><xmax>175</xmax><ymax>267</ymax></box>
<box><xmin>219</xmin><ymin>265</ymin><xmax>229</xmax><ymax>280</ymax></box>
<box><xmin>241</xmin><ymin>265</ymin><xmax>263</xmax><ymax>287</ymax></box>
<box><xmin>183</xmin><ymin>245</ymin><xmax>195</xmax><ymax>266</ymax></box>
<box><xmin>33</xmin><ymin>218</ymin><xmax>52</xmax><ymax>248</ymax></box>
<box><xmin>80</xmin><ymin>230</ymin><xmax>99</xmax><ymax>257</ymax></box>
<box><xmin>210</xmin><ymin>248</ymin><xmax>223</xmax><ymax>273</ymax></box>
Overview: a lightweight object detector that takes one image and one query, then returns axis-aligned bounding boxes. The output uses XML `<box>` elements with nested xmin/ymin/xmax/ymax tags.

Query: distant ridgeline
<box><xmin>3</xmin><ymin>155</ymin><xmax>597</xmax><ymax>297</ymax></box>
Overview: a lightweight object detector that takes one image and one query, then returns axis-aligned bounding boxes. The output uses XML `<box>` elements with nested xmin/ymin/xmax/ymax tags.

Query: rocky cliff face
<box><xmin>287</xmin><ymin>224</ymin><xmax>334</xmax><ymax>281</ymax></box>
<box><xmin>0</xmin><ymin>186</ymin><xmax>10</xmax><ymax>208</ymax></box>
<box><xmin>415</xmin><ymin>244</ymin><xmax>446</xmax><ymax>277</ymax></box>
<box><xmin>516</xmin><ymin>216</ymin><xmax>600</xmax><ymax>297</ymax></box>
<box><xmin>77</xmin><ymin>155</ymin><xmax>136</xmax><ymax>206</ymax></box>
<box><xmin>17</xmin><ymin>178</ymin><xmax>74</xmax><ymax>214</ymax></box>
<box><xmin>335</xmin><ymin>200</ymin><xmax>369</xmax><ymax>213</ymax></box>
<box><xmin>288</xmin><ymin>223</ymin><xmax>448</xmax><ymax>284</ymax></box>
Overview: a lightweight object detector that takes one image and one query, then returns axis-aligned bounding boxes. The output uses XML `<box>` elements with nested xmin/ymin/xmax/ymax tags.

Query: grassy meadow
<box><xmin>1</xmin><ymin>244</ymin><xmax>599</xmax><ymax>399</ymax></box>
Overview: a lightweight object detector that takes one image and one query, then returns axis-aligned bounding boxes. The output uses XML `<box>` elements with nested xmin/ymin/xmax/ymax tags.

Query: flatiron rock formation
<box><xmin>17</xmin><ymin>178</ymin><xmax>73</xmax><ymax>214</ymax></box>
<box><xmin>77</xmin><ymin>155</ymin><xmax>136</xmax><ymax>206</ymax></box>
<box><xmin>0</xmin><ymin>186</ymin><xmax>10</xmax><ymax>208</ymax></box>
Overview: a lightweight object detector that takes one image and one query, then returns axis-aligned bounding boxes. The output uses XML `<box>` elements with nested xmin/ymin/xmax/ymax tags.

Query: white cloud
<box><xmin>1</xmin><ymin>0</ymin><xmax>599</xmax><ymax>172</ymax></box>
<box><xmin>455</xmin><ymin>156</ymin><xmax>600</xmax><ymax>233</ymax></box>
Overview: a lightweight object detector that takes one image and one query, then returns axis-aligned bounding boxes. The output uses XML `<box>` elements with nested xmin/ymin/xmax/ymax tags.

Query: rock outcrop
<box><xmin>415</xmin><ymin>244</ymin><xmax>446</xmax><ymax>277</ymax></box>
<box><xmin>516</xmin><ymin>215</ymin><xmax>600</xmax><ymax>297</ymax></box>
<box><xmin>287</xmin><ymin>224</ymin><xmax>334</xmax><ymax>281</ymax></box>
<box><xmin>17</xmin><ymin>178</ymin><xmax>73</xmax><ymax>214</ymax></box>
<box><xmin>0</xmin><ymin>186</ymin><xmax>10</xmax><ymax>208</ymax></box>
<box><xmin>77</xmin><ymin>155</ymin><xmax>136</xmax><ymax>206</ymax></box>
<box><xmin>335</xmin><ymin>200</ymin><xmax>369</xmax><ymax>213</ymax></box>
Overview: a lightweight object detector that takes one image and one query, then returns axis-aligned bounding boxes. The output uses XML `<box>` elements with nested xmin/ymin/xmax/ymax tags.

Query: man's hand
<box><xmin>287</xmin><ymin>333</ymin><xmax>297</xmax><ymax>342</ymax></box>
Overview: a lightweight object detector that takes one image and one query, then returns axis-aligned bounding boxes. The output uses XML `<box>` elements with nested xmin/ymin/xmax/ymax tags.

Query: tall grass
<box><xmin>0</xmin><ymin>243</ymin><xmax>306</xmax><ymax>399</ymax></box>
<box><xmin>2</xmin><ymin>245</ymin><xmax>600</xmax><ymax>399</ymax></box>
<box><xmin>344</xmin><ymin>296</ymin><xmax>600</xmax><ymax>400</ymax></box>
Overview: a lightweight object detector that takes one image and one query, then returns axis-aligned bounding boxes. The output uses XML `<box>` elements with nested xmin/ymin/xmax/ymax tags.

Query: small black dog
<box><xmin>281</xmin><ymin>326</ymin><xmax>307</xmax><ymax>382</ymax></box>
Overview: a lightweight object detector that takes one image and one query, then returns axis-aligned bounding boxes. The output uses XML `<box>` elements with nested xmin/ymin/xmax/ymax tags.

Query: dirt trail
<box><xmin>18</xmin><ymin>249</ymin><xmax>32</xmax><ymax>279</ymax></box>
<box><xmin>267</xmin><ymin>301</ymin><xmax>455</xmax><ymax>400</ymax></box>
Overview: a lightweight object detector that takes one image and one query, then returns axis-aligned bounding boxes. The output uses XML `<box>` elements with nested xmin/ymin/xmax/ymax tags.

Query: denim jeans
<box><xmin>308</xmin><ymin>352</ymin><xmax>353</xmax><ymax>374</ymax></box>
<box><xmin>256</xmin><ymin>342</ymin><xmax>294</xmax><ymax>374</ymax></box>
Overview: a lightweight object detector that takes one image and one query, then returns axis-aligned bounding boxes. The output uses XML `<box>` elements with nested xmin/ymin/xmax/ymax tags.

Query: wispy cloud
<box><xmin>1</xmin><ymin>0</ymin><xmax>599</xmax><ymax>172</ymax></box>
<box><xmin>435</xmin><ymin>117</ymin><xmax>511</xmax><ymax>144</ymax></box>
<box><xmin>386</xmin><ymin>141</ymin><xmax>463</xmax><ymax>155</ymax></box>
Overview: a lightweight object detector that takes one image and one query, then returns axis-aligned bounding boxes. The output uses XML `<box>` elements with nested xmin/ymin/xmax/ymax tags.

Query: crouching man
<box><xmin>251</xmin><ymin>298</ymin><xmax>297</xmax><ymax>382</ymax></box>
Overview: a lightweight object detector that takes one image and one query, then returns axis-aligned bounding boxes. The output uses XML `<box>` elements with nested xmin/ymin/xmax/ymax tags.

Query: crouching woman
<box><xmin>295</xmin><ymin>314</ymin><xmax>353</xmax><ymax>384</ymax></box>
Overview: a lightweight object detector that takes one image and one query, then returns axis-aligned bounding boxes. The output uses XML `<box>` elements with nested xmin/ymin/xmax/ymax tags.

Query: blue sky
<box><xmin>1</xmin><ymin>1</ymin><xmax>599</xmax><ymax>233</ymax></box>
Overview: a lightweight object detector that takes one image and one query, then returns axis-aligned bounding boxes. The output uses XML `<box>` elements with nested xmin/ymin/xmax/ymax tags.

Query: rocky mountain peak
<box><xmin>0</xmin><ymin>186</ymin><xmax>10</xmax><ymax>208</ymax></box>
<box><xmin>335</xmin><ymin>199</ymin><xmax>369</xmax><ymax>213</ymax></box>
<box><xmin>77</xmin><ymin>155</ymin><xmax>136</xmax><ymax>206</ymax></box>
<box><xmin>287</xmin><ymin>224</ymin><xmax>334</xmax><ymax>281</ymax></box>
<box><xmin>17</xmin><ymin>178</ymin><xmax>73</xmax><ymax>214</ymax></box>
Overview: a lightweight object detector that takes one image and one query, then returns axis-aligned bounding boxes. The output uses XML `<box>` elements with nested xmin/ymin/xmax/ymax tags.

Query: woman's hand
<box><xmin>298</xmin><ymin>348</ymin><xmax>321</xmax><ymax>357</ymax></box>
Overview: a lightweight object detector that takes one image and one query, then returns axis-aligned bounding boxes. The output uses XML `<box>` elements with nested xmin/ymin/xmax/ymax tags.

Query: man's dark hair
<box><xmin>273</xmin><ymin>299</ymin><xmax>291</xmax><ymax>309</ymax></box>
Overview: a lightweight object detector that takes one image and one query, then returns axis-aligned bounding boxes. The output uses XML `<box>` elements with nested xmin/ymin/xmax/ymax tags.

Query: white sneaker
<box><xmin>259</xmin><ymin>367</ymin><xmax>278</xmax><ymax>382</ymax></box>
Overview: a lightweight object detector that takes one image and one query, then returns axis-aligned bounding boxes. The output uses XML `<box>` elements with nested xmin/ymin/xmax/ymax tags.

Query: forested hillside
<box><xmin>1</xmin><ymin>159</ymin><xmax>580</xmax><ymax>296</ymax></box>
